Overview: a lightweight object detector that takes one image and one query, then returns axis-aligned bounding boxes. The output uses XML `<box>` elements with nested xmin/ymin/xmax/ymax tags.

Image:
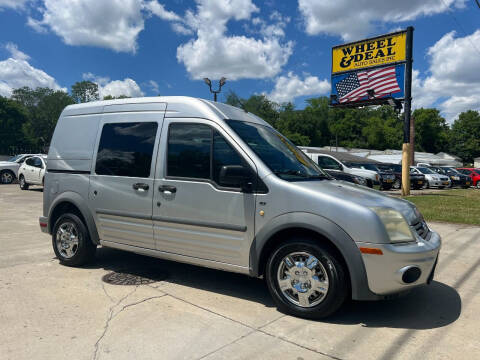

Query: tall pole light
<box><xmin>203</xmin><ymin>77</ymin><xmax>227</xmax><ymax>102</ymax></box>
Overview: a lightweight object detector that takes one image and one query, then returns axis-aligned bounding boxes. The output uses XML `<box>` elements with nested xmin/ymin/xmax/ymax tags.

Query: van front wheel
<box><xmin>265</xmin><ymin>238</ymin><xmax>348</xmax><ymax>319</ymax></box>
<box><xmin>52</xmin><ymin>213</ymin><xmax>96</xmax><ymax>266</ymax></box>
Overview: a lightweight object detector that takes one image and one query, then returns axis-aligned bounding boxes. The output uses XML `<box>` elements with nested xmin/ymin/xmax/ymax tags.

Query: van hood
<box><xmin>292</xmin><ymin>179</ymin><xmax>418</xmax><ymax>224</ymax></box>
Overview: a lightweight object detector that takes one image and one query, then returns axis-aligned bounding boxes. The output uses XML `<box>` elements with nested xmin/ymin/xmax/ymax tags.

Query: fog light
<box><xmin>402</xmin><ymin>267</ymin><xmax>421</xmax><ymax>284</ymax></box>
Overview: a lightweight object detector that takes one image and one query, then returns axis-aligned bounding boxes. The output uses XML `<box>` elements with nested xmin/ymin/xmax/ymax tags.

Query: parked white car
<box><xmin>18</xmin><ymin>155</ymin><xmax>47</xmax><ymax>190</ymax></box>
<box><xmin>0</xmin><ymin>154</ymin><xmax>43</xmax><ymax>184</ymax></box>
<box><xmin>410</xmin><ymin>166</ymin><xmax>450</xmax><ymax>189</ymax></box>
<box><xmin>304</xmin><ymin>152</ymin><xmax>380</xmax><ymax>188</ymax></box>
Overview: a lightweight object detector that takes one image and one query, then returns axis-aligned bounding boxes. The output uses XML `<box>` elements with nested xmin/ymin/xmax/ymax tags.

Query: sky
<box><xmin>0</xmin><ymin>0</ymin><xmax>479</xmax><ymax>123</ymax></box>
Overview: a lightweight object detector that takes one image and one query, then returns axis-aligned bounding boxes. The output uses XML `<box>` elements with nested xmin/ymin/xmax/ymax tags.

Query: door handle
<box><xmin>158</xmin><ymin>185</ymin><xmax>177</xmax><ymax>193</ymax></box>
<box><xmin>132</xmin><ymin>183</ymin><xmax>149</xmax><ymax>191</ymax></box>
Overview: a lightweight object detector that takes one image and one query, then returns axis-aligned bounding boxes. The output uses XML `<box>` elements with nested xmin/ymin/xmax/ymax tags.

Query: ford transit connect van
<box><xmin>40</xmin><ymin>97</ymin><xmax>441</xmax><ymax>319</ymax></box>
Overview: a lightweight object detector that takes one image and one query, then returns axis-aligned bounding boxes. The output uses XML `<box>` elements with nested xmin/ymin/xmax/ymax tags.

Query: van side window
<box><xmin>167</xmin><ymin>123</ymin><xmax>211</xmax><ymax>179</ymax></box>
<box><xmin>95</xmin><ymin>122</ymin><xmax>158</xmax><ymax>178</ymax></box>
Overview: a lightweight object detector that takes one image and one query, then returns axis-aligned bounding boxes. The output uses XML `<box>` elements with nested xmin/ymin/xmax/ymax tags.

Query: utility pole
<box><xmin>410</xmin><ymin>115</ymin><xmax>415</xmax><ymax>166</ymax></box>
<box><xmin>401</xmin><ymin>26</ymin><xmax>414</xmax><ymax>196</ymax></box>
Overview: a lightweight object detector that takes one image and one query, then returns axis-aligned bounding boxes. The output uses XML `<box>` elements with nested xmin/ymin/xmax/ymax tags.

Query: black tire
<box><xmin>0</xmin><ymin>170</ymin><xmax>15</xmax><ymax>184</ymax></box>
<box><xmin>382</xmin><ymin>184</ymin><xmax>393</xmax><ymax>191</ymax></box>
<box><xmin>393</xmin><ymin>179</ymin><xmax>401</xmax><ymax>189</ymax></box>
<box><xmin>438</xmin><ymin>186</ymin><xmax>445</xmax><ymax>189</ymax></box>
<box><xmin>52</xmin><ymin>213</ymin><xmax>96</xmax><ymax>266</ymax></box>
<box><xmin>265</xmin><ymin>238</ymin><xmax>349</xmax><ymax>319</ymax></box>
<box><xmin>19</xmin><ymin>175</ymin><xmax>29</xmax><ymax>190</ymax></box>
<box><xmin>366</xmin><ymin>179</ymin><xmax>373</xmax><ymax>188</ymax></box>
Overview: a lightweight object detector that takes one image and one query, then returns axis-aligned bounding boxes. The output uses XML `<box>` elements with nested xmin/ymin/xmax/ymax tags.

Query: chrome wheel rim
<box><xmin>1</xmin><ymin>172</ymin><xmax>13</xmax><ymax>184</ymax></box>
<box><xmin>20</xmin><ymin>177</ymin><xmax>25</xmax><ymax>187</ymax></box>
<box><xmin>55</xmin><ymin>221</ymin><xmax>80</xmax><ymax>259</ymax></box>
<box><xmin>276</xmin><ymin>251</ymin><xmax>329</xmax><ymax>308</ymax></box>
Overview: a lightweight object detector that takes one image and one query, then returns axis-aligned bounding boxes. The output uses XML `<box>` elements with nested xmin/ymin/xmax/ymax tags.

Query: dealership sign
<box><xmin>331</xmin><ymin>30</ymin><xmax>407</xmax><ymax>106</ymax></box>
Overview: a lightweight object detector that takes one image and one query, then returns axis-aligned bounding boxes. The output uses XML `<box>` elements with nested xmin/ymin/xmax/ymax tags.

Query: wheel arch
<box><xmin>48</xmin><ymin>192</ymin><xmax>100</xmax><ymax>245</ymax></box>
<box><xmin>250</xmin><ymin>212</ymin><xmax>376</xmax><ymax>301</ymax></box>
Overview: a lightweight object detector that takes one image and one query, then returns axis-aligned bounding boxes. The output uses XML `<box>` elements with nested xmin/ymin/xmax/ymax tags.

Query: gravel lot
<box><xmin>1</xmin><ymin>184</ymin><xmax>479</xmax><ymax>360</ymax></box>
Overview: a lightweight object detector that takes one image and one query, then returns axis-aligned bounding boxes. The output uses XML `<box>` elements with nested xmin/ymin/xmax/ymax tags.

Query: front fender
<box><xmin>250</xmin><ymin>212</ymin><xmax>378</xmax><ymax>300</ymax></box>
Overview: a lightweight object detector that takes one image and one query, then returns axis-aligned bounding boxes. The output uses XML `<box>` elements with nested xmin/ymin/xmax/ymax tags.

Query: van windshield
<box><xmin>226</xmin><ymin>120</ymin><xmax>330</xmax><ymax>181</ymax></box>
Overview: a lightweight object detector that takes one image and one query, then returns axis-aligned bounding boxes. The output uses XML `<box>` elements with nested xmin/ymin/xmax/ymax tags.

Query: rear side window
<box><xmin>95</xmin><ymin>122</ymin><xmax>158</xmax><ymax>177</ymax></box>
<box><xmin>25</xmin><ymin>158</ymin><xmax>34</xmax><ymax>166</ymax></box>
<box><xmin>317</xmin><ymin>156</ymin><xmax>341</xmax><ymax>170</ymax></box>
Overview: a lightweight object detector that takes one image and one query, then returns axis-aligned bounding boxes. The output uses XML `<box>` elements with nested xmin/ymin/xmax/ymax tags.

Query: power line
<box><xmin>439</xmin><ymin>0</ymin><xmax>480</xmax><ymax>57</ymax></box>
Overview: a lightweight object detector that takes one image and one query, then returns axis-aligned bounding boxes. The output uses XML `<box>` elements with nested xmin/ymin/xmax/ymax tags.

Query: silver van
<box><xmin>39</xmin><ymin>97</ymin><xmax>441</xmax><ymax>319</ymax></box>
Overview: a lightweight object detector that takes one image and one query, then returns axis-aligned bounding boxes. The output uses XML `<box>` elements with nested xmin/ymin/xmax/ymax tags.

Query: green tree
<box><xmin>21</xmin><ymin>90</ymin><xmax>75</xmax><ymax>147</ymax></box>
<box><xmin>412</xmin><ymin>108</ymin><xmax>450</xmax><ymax>153</ymax></box>
<box><xmin>449</xmin><ymin>110</ymin><xmax>480</xmax><ymax>163</ymax></box>
<box><xmin>71</xmin><ymin>81</ymin><xmax>99</xmax><ymax>103</ymax></box>
<box><xmin>225</xmin><ymin>91</ymin><xmax>279</xmax><ymax>126</ymax></box>
<box><xmin>103</xmin><ymin>95</ymin><xmax>131</xmax><ymax>100</ymax></box>
<box><xmin>0</xmin><ymin>96</ymin><xmax>29</xmax><ymax>152</ymax></box>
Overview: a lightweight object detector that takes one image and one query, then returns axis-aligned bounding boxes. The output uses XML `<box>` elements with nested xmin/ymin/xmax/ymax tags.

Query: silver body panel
<box><xmin>42</xmin><ymin>96</ymin><xmax>441</xmax><ymax>301</ymax></box>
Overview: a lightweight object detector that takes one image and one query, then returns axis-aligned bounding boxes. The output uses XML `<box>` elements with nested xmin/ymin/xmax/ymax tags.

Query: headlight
<box><xmin>370</xmin><ymin>207</ymin><xmax>415</xmax><ymax>243</ymax></box>
<box><xmin>353</xmin><ymin>176</ymin><xmax>366</xmax><ymax>185</ymax></box>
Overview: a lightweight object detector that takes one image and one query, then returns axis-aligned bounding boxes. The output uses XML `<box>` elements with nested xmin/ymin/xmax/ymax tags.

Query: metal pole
<box><xmin>401</xmin><ymin>26</ymin><xmax>414</xmax><ymax>196</ymax></box>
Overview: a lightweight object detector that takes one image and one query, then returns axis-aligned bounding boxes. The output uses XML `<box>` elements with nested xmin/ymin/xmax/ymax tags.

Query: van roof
<box><xmin>62</xmin><ymin>96</ymin><xmax>269</xmax><ymax>126</ymax></box>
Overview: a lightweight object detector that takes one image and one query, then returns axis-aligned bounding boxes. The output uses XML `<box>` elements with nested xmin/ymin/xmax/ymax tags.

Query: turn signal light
<box><xmin>359</xmin><ymin>247</ymin><xmax>383</xmax><ymax>255</ymax></box>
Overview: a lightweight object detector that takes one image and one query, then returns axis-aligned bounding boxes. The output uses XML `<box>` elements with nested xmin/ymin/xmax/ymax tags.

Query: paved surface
<box><xmin>0</xmin><ymin>184</ymin><xmax>479</xmax><ymax>360</ymax></box>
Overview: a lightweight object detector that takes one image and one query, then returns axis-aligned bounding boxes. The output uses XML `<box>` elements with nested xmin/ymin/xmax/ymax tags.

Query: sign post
<box><xmin>330</xmin><ymin>27</ymin><xmax>414</xmax><ymax>196</ymax></box>
<box><xmin>401</xmin><ymin>26</ymin><xmax>414</xmax><ymax>196</ymax></box>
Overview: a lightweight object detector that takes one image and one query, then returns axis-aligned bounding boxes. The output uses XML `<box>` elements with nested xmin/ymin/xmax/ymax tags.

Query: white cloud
<box><xmin>175</xmin><ymin>0</ymin><xmax>293</xmax><ymax>80</ymax></box>
<box><xmin>298</xmin><ymin>0</ymin><xmax>466</xmax><ymax>41</ymax></box>
<box><xmin>147</xmin><ymin>80</ymin><xmax>159</xmax><ymax>94</ymax></box>
<box><xmin>28</xmin><ymin>0</ymin><xmax>146</xmax><ymax>53</ymax></box>
<box><xmin>5</xmin><ymin>42</ymin><xmax>30</xmax><ymax>60</ymax></box>
<box><xmin>414</xmin><ymin>30</ymin><xmax>480</xmax><ymax>122</ymax></box>
<box><xmin>267</xmin><ymin>72</ymin><xmax>330</xmax><ymax>103</ymax></box>
<box><xmin>145</xmin><ymin>1</ymin><xmax>181</xmax><ymax>21</ymax></box>
<box><xmin>82</xmin><ymin>73</ymin><xmax>144</xmax><ymax>98</ymax></box>
<box><xmin>0</xmin><ymin>54</ymin><xmax>65</xmax><ymax>97</ymax></box>
<box><xmin>0</xmin><ymin>0</ymin><xmax>29</xmax><ymax>10</ymax></box>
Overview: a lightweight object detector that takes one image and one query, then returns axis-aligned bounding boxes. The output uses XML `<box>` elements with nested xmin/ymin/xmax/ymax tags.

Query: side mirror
<box><xmin>219</xmin><ymin>165</ymin><xmax>253</xmax><ymax>191</ymax></box>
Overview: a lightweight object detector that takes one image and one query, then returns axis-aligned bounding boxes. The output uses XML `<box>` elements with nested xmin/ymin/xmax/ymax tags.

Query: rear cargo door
<box><xmin>88</xmin><ymin>103</ymin><xmax>166</xmax><ymax>249</ymax></box>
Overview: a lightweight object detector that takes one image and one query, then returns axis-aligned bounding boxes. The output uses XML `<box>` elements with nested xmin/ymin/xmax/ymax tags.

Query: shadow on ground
<box><xmin>79</xmin><ymin>247</ymin><xmax>461</xmax><ymax>330</ymax></box>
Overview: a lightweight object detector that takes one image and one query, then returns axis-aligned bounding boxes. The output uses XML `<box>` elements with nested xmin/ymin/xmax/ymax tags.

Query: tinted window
<box><xmin>96</xmin><ymin>122</ymin><xmax>157</xmax><ymax>177</ymax></box>
<box><xmin>213</xmin><ymin>131</ymin><xmax>247</xmax><ymax>187</ymax></box>
<box><xmin>167</xmin><ymin>123</ymin><xmax>211</xmax><ymax>179</ymax></box>
<box><xmin>25</xmin><ymin>157</ymin><xmax>34</xmax><ymax>166</ymax></box>
<box><xmin>317</xmin><ymin>156</ymin><xmax>342</xmax><ymax>171</ymax></box>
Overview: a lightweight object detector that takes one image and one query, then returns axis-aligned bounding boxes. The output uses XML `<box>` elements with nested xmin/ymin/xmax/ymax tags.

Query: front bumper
<box><xmin>428</xmin><ymin>179</ymin><xmax>450</xmax><ymax>187</ymax></box>
<box><xmin>356</xmin><ymin>230</ymin><xmax>441</xmax><ymax>296</ymax></box>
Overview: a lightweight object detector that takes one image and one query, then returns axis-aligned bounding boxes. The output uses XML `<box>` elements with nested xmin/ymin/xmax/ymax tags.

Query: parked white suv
<box><xmin>304</xmin><ymin>152</ymin><xmax>380</xmax><ymax>188</ymax></box>
<box><xmin>0</xmin><ymin>154</ymin><xmax>43</xmax><ymax>184</ymax></box>
<box><xmin>18</xmin><ymin>155</ymin><xmax>47</xmax><ymax>190</ymax></box>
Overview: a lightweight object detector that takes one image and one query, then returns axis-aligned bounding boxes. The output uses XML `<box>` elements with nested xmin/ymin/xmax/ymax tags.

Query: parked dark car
<box><xmin>433</xmin><ymin>167</ymin><xmax>471</xmax><ymax>188</ymax></box>
<box><xmin>324</xmin><ymin>169</ymin><xmax>368</xmax><ymax>186</ymax></box>
<box><xmin>376</xmin><ymin>163</ymin><xmax>426</xmax><ymax>190</ymax></box>
<box><xmin>348</xmin><ymin>163</ymin><xmax>396</xmax><ymax>190</ymax></box>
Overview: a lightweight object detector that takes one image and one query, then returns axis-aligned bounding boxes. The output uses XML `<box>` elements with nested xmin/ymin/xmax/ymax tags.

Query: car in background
<box><xmin>432</xmin><ymin>167</ymin><xmax>471</xmax><ymax>188</ymax></box>
<box><xmin>0</xmin><ymin>154</ymin><xmax>44</xmax><ymax>184</ymax></box>
<box><xmin>324</xmin><ymin>169</ymin><xmax>368</xmax><ymax>186</ymax></box>
<box><xmin>411</xmin><ymin>166</ymin><xmax>450</xmax><ymax>189</ymax></box>
<box><xmin>18</xmin><ymin>155</ymin><xmax>47</xmax><ymax>190</ymax></box>
<box><xmin>376</xmin><ymin>163</ymin><xmax>425</xmax><ymax>190</ymax></box>
<box><xmin>304</xmin><ymin>152</ymin><xmax>380</xmax><ymax>188</ymax></box>
<box><xmin>457</xmin><ymin>168</ymin><xmax>480</xmax><ymax>188</ymax></box>
<box><xmin>348</xmin><ymin>163</ymin><xmax>396</xmax><ymax>190</ymax></box>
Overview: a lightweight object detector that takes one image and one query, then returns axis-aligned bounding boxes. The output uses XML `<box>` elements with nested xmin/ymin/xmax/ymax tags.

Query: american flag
<box><xmin>335</xmin><ymin>66</ymin><xmax>401</xmax><ymax>103</ymax></box>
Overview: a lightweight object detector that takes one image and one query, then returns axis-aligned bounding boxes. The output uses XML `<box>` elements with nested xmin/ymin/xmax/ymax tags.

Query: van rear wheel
<box><xmin>52</xmin><ymin>213</ymin><xmax>96</xmax><ymax>266</ymax></box>
<box><xmin>265</xmin><ymin>238</ymin><xmax>348</xmax><ymax>319</ymax></box>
